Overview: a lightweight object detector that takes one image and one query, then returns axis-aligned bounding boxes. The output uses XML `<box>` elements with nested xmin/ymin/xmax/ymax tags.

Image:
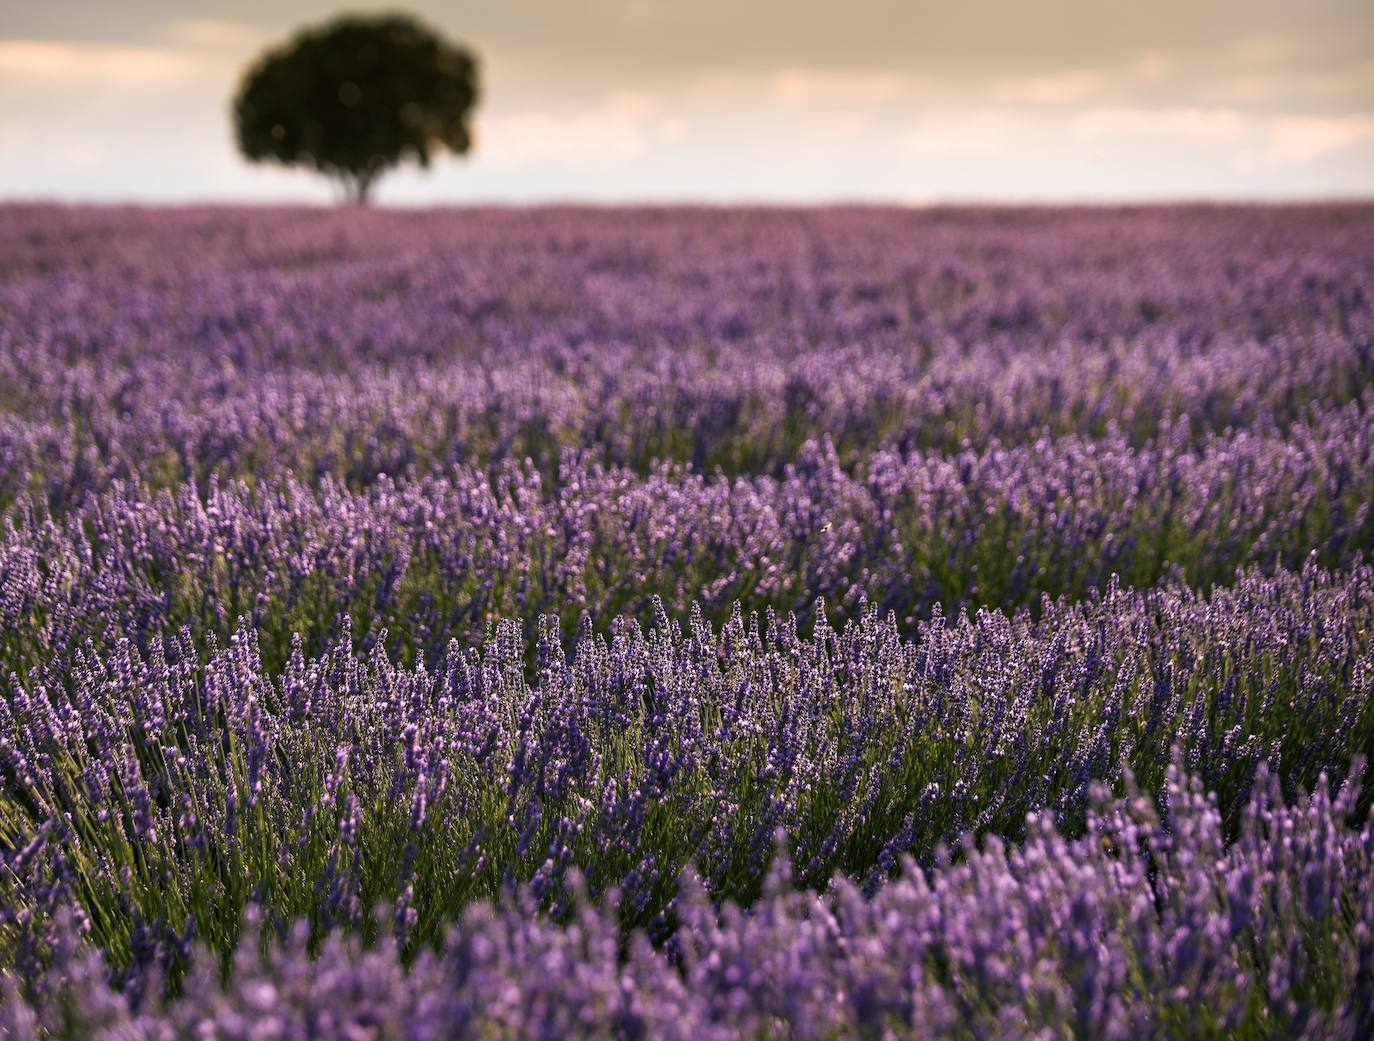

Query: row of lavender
<box><xmin>2</xmin><ymin>206</ymin><xmax>1372</xmax><ymax>508</ymax></box>
<box><xmin>5</xmin><ymin>338</ymin><xmax>1369</xmax><ymax>513</ymax></box>
<box><xmin>4</xmin><ymin>406</ymin><xmax>1371</xmax><ymax>680</ymax></box>
<box><xmin>3</xmin><ymin>565</ymin><xmax>1370</xmax><ymax>988</ymax></box>
<box><xmin>5</xmin><ymin>763</ymin><xmax>1370</xmax><ymax>1040</ymax></box>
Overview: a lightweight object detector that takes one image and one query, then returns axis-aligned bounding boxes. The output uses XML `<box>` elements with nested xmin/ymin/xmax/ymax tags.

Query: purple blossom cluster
<box><xmin>1</xmin><ymin>204</ymin><xmax>1373</xmax><ymax>1035</ymax></box>
<box><xmin>4</xmin><ymin>763</ymin><xmax>1370</xmax><ymax>1040</ymax></box>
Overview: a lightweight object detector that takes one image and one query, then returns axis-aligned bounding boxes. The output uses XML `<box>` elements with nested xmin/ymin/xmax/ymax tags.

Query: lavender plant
<box><xmin>3</xmin><ymin>762</ymin><xmax>1370</xmax><ymax>1039</ymax></box>
<box><xmin>2</xmin><ymin>565</ymin><xmax>1370</xmax><ymax>982</ymax></box>
<box><xmin>2</xmin><ymin>408</ymin><xmax>1370</xmax><ymax>678</ymax></box>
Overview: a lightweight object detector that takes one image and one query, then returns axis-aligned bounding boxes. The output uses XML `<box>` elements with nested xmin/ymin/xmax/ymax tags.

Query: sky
<box><xmin>1</xmin><ymin>1</ymin><xmax>1372</xmax><ymax>203</ymax></box>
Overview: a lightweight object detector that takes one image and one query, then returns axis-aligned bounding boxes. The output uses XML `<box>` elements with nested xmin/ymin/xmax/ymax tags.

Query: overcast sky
<box><xmin>2</xmin><ymin>1</ymin><xmax>1372</xmax><ymax>203</ymax></box>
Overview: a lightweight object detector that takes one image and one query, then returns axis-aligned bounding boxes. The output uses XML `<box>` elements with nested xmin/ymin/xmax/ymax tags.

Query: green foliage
<box><xmin>233</xmin><ymin>13</ymin><xmax>479</xmax><ymax>202</ymax></box>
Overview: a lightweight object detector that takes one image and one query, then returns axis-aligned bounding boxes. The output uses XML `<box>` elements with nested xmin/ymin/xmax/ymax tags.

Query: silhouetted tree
<box><xmin>233</xmin><ymin>13</ymin><xmax>479</xmax><ymax>204</ymax></box>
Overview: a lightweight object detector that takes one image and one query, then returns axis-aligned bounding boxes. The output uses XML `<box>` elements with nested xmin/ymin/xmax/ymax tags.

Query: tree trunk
<box><xmin>339</xmin><ymin>174</ymin><xmax>375</xmax><ymax>206</ymax></box>
<box><xmin>352</xmin><ymin>173</ymin><xmax>376</xmax><ymax>206</ymax></box>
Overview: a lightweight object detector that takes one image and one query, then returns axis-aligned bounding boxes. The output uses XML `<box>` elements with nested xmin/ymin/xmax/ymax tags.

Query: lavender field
<box><xmin>2</xmin><ymin>204</ymin><xmax>1373</xmax><ymax>1038</ymax></box>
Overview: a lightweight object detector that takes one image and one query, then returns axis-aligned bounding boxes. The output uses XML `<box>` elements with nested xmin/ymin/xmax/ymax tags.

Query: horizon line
<box><xmin>4</xmin><ymin>193</ymin><xmax>1374</xmax><ymax>210</ymax></box>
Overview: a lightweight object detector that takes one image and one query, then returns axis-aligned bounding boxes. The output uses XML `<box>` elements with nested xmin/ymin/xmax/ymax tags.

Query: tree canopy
<box><xmin>233</xmin><ymin>13</ymin><xmax>479</xmax><ymax>203</ymax></box>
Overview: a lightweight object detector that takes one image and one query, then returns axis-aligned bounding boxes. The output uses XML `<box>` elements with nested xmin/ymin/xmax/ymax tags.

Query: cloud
<box><xmin>901</xmin><ymin>109</ymin><xmax>1021</xmax><ymax>156</ymax></box>
<box><xmin>1267</xmin><ymin>114</ymin><xmax>1374</xmax><ymax>162</ymax></box>
<box><xmin>1133</xmin><ymin>54</ymin><xmax>1173</xmax><ymax>81</ymax></box>
<box><xmin>480</xmin><ymin>92</ymin><xmax>685</xmax><ymax>165</ymax></box>
<box><xmin>769</xmin><ymin>69</ymin><xmax>915</xmax><ymax>104</ymax></box>
<box><xmin>1073</xmin><ymin>105</ymin><xmax>1374</xmax><ymax>166</ymax></box>
<box><xmin>1203</xmin><ymin>61</ymin><xmax>1374</xmax><ymax>104</ymax></box>
<box><xmin>0</xmin><ymin>40</ymin><xmax>201</xmax><ymax>85</ymax></box>
<box><xmin>1074</xmin><ymin>105</ymin><xmax>1250</xmax><ymax>139</ymax></box>
<box><xmin>163</xmin><ymin>19</ymin><xmax>263</xmax><ymax>50</ymax></box>
<box><xmin>990</xmin><ymin>70</ymin><xmax>1107</xmax><ymax>103</ymax></box>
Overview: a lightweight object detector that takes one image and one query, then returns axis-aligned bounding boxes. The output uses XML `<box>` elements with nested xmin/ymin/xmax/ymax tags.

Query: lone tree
<box><xmin>233</xmin><ymin>13</ymin><xmax>479</xmax><ymax>204</ymax></box>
